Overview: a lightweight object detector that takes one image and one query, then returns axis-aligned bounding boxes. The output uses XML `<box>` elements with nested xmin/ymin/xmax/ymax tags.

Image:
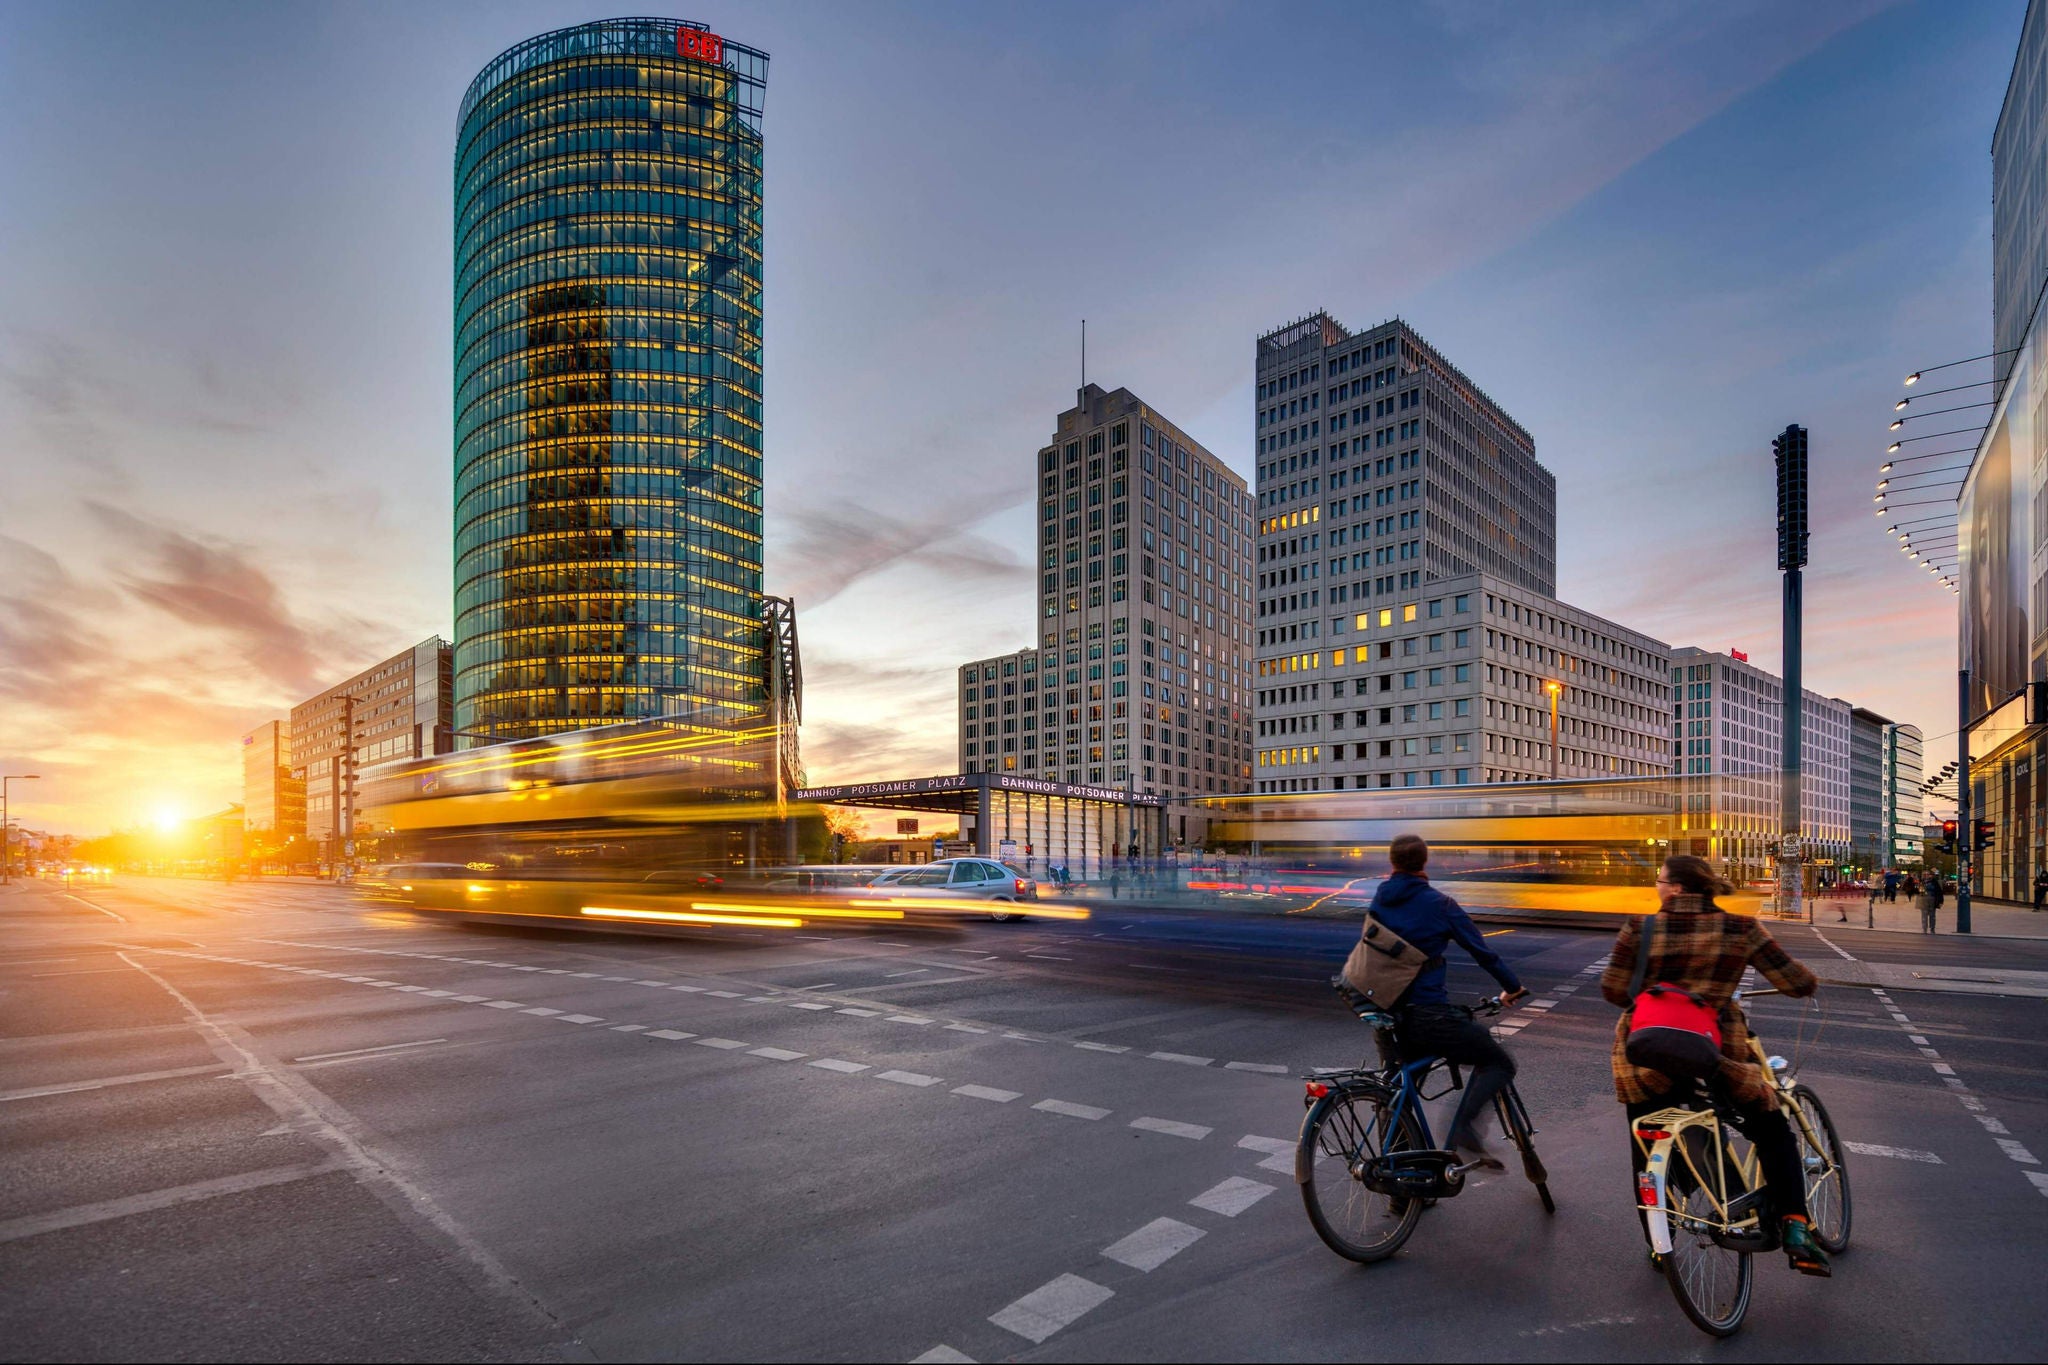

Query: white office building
<box><xmin>1669</xmin><ymin>647</ymin><xmax>1853</xmax><ymax>878</ymax></box>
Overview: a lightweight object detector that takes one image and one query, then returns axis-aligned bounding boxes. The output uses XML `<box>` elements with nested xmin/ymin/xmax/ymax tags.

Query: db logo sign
<box><xmin>678</xmin><ymin>28</ymin><xmax>724</xmax><ymax>64</ymax></box>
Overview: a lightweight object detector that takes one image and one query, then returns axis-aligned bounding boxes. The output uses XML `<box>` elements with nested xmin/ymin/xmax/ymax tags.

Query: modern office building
<box><xmin>957</xmin><ymin>384</ymin><xmax>1255</xmax><ymax>798</ymax></box>
<box><xmin>292</xmin><ymin>638</ymin><xmax>454</xmax><ymax>857</ymax></box>
<box><xmin>1885</xmin><ymin>723</ymin><xmax>1926</xmax><ymax>869</ymax></box>
<box><xmin>1253</xmin><ymin>573</ymin><xmax>1669</xmax><ymax>792</ymax></box>
<box><xmin>1996</xmin><ymin>0</ymin><xmax>2048</xmax><ymax>388</ymax></box>
<box><xmin>1849</xmin><ymin>708</ymin><xmax>1891</xmax><ymax>875</ymax></box>
<box><xmin>453</xmin><ymin>19</ymin><xmax>771</xmax><ymax>742</ymax></box>
<box><xmin>1669</xmin><ymin>647</ymin><xmax>1853</xmax><ymax>879</ymax></box>
<box><xmin>239</xmin><ymin>720</ymin><xmax>304</xmax><ymax>848</ymax></box>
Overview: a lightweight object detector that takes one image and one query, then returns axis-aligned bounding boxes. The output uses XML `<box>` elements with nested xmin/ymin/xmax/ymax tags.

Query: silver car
<box><xmin>862</xmin><ymin>857</ymin><xmax>1039</xmax><ymax>922</ymax></box>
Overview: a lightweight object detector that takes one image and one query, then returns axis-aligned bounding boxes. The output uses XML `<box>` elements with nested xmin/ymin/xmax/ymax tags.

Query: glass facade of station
<box><xmin>454</xmin><ymin>18</ymin><xmax>769</xmax><ymax>742</ymax></box>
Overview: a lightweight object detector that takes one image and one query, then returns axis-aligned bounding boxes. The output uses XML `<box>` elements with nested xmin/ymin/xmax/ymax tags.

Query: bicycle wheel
<box><xmin>1495</xmin><ymin>1085</ymin><xmax>1554</xmax><ymax>1213</ymax></box>
<box><xmin>1790</xmin><ymin>1083</ymin><xmax>1851</xmax><ymax>1254</ymax></box>
<box><xmin>1298</xmin><ymin>1089</ymin><xmax>1426</xmax><ymax>1263</ymax></box>
<box><xmin>1661</xmin><ymin>1132</ymin><xmax>1754</xmax><ymax>1337</ymax></box>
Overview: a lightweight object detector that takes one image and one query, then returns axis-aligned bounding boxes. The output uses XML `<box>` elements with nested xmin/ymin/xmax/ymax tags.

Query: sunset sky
<box><xmin>0</xmin><ymin>0</ymin><xmax>2017</xmax><ymax>835</ymax></box>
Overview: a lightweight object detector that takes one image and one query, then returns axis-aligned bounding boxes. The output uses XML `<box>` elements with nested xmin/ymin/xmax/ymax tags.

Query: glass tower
<box><xmin>454</xmin><ymin>18</ymin><xmax>769</xmax><ymax>743</ymax></box>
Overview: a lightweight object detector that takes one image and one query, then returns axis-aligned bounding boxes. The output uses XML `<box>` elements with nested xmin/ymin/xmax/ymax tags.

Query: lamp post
<box><xmin>1545</xmin><ymin>681</ymin><xmax>1562</xmax><ymax>781</ymax></box>
<box><xmin>2</xmin><ymin>775</ymin><xmax>40</xmax><ymax>883</ymax></box>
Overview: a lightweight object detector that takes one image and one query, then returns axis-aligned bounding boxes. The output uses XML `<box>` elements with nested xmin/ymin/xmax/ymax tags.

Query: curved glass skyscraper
<box><xmin>454</xmin><ymin>18</ymin><xmax>768</xmax><ymax>742</ymax></box>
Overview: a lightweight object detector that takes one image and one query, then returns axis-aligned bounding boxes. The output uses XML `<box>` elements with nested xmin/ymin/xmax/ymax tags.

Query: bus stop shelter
<box><xmin>792</xmin><ymin>773</ymin><xmax>1169</xmax><ymax>880</ymax></box>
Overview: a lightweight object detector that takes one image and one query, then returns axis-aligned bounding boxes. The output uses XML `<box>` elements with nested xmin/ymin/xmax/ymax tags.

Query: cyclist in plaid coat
<box><xmin>1600</xmin><ymin>855</ymin><xmax>1831</xmax><ymax>1277</ymax></box>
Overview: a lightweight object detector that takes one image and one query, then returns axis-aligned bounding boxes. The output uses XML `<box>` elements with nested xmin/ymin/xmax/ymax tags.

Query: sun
<box><xmin>151</xmin><ymin>804</ymin><xmax>183</xmax><ymax>834</ymax></box>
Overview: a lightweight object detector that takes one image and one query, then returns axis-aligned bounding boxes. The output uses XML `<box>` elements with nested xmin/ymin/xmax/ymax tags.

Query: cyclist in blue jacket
<box><xmin>1367</xmin><ymin>834</ymin><xmax>1528</xmax><ymax>1167</ymax></box>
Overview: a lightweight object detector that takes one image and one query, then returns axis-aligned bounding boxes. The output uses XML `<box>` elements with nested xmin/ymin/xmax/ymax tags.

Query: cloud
<box><xmin>86</xmin><ymin>501</ymin><xmax>379</xmax><ymax>696</ymax></box>
<box><xmin>777</xmin><ymin>503</ymin><xmax>1035</xmax><ymax>609</ymax></box>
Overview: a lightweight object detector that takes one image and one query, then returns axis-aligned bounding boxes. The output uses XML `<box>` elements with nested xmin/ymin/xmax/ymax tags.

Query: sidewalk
<box><xmin>1807</xmin><ymin>891</ymin><xmax>2048</xmax><ymax>940</ymax></box>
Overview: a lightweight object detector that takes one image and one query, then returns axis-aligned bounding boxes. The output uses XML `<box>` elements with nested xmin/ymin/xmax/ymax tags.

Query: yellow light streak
<box><xmin>869</xmin><ymin>897</ymin><xmax>1091</xmax><ymax>920</ymax></box>
<box><xmin>580</xmin><ymin>905</ymin><xmax>803</xmax><ymax>928</ymax></box>
<box><xmin>689</xmin><ymin>901</ymin><xmax>903</xmax><ymax>921</ymax></box>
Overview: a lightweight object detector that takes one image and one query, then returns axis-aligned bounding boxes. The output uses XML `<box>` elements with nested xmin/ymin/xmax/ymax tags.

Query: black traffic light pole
<box><xmin>1776</xmin><ymin>426</ymin><xmax>1807</xmax><ymax>920</ymax></box>
<box><xmin>1957</xmin><ymin>668</ymin><xmax>1971</xmax><ymax>934</ymax></box>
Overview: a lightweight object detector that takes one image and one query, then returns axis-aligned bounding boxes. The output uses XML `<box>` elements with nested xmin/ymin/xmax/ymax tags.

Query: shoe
<box><xmin>1780</xmin><ymin>1215</ymin><xmax>1832</xmax><ymax>1277</ymax></box>
<box><xmin>1450</xmin><ymin>1134</ymin><xmax>1505</xmax><ymax>1172</ymax></box>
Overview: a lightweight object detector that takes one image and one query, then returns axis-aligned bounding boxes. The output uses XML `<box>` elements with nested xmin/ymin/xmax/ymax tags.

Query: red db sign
<box><xmin>678</xmin><ymin>28</ymin><xmax>724</xmax><ymax>64</ymax></box>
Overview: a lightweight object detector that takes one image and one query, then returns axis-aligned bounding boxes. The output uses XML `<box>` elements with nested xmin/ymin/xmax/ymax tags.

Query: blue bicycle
<box><xmin>1297</xmin><ymin>980</ymin><xmax>1554</xmax><ymax>1262</ymax></box>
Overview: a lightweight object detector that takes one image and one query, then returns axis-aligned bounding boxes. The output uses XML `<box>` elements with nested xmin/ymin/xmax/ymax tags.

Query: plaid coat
<box><xmin>1599</xmin><ymin>896</ymin><xmax>1818</xmax><ymax>1109</ymax></box>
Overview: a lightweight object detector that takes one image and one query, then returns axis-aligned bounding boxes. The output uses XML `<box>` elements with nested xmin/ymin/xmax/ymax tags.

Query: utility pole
<box><xmin>1545</xmin><ymin>680</ymin><xmax>1562</xmax><ymax>781</ymax></box>
<box><xmin>1957</xmin><ymin>669</ymin><xmax>1972</xmax><ymax>934</ymax></box>
<box><xmin>1775</xmin><ymin>425</ymin><xmax>1808</xmax><ymax>920</ymax></box>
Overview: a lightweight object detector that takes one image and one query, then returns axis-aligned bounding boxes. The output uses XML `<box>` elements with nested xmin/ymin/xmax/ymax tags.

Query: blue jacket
<box><xmin>1363</xmin><ymin>871</ymin><xmax>1522</xmax><ymax>1007</ymax></box>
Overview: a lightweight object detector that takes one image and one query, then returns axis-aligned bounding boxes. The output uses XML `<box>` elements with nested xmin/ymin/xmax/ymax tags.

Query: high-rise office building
<box><xmin>1669</xmin><ymin>647</ymin><xmax>1852</xmax><ymax>878</ymax></box>
<box><xmin>957</xmin><ymin>384</ymin><xmax>1255</xmax><ymax>798</ymax></box>
<box><xmin>1884</xmin><ymin>723</ymin><xmax>1925</xmax><ymax>870</ymax></box>
<box><xmin>454</xmin><ymin>19</ymin><xmax>771</xmax><ymax>742</ymax></box>
<box><xmin>1996</xmin><ymin>0</ymin><xmax>2048</xmax><ymax>387</ymax></box>
<box><xmin>293</xmin><ymin>638</ymin><xmax>454</xmax><ymax>857</ymax></box>
<box><xmin>1254</xmin><ymin>573</ymin><xmax>1669</xmax><ymax>792</ymax></box>
<box><xmin>1253</xmin><ymin>313</ymin><xmax>1592</xmax><ymax>792</ymax></box>
<box><xmin>240</xmin><ymin>720</ymin><xmax>304</xmax><ymax>847</ymax></box>
<box><xmin>1850</xmin><ymin>707</ymin><xmax>1891</xmax><ymax>874</ymax></box>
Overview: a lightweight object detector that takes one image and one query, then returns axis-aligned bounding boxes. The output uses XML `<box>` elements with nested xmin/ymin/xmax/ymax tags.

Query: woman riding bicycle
<box><xmin>1601</xmin><ymin>855</ymin><xmax>1831</xmax><ymax>1277</ymax></box>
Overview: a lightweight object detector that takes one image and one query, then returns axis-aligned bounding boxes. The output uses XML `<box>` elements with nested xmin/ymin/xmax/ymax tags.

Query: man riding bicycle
<box><xmin>1364</xmin><ymin>835</ymin><xmax>1529</xmax><ymax>1169</ymax></box>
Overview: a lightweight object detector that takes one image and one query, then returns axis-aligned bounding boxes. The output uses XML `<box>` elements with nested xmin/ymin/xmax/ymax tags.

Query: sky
<box><xmin>0</xmin><ymin>0</ymin><xmax>2019</xmax><ymax>835</ymax></box>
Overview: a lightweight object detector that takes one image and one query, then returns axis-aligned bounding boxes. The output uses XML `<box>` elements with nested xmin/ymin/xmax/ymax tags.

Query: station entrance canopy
<box><xmin>792</xmin><ymin>772</ymin><xmax>1169</xmax><ymax>871</ymax></box>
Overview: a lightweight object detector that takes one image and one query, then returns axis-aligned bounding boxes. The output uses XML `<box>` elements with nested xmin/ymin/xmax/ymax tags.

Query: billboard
<box><xmin>1960</xmin><ymin>323</ymin><xmax>2039</xmax><ymax>720</ymax></box>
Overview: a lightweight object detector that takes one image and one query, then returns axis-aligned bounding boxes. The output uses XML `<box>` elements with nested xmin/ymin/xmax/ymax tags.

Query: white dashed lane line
<box><xmin>249</xmin><ymin>937</ymin><xmax>1301</xmax><ymax>1074</ymax></box>
<box><xmin>1812</xmin><ymin>930</ymin><xmax>2041</xmax><ymax>1196</ymax></box>
<box><xmin>1100</xmin><ymin>1217</ymin><xmax>1205</xmax><ymax>1272</ymax></box>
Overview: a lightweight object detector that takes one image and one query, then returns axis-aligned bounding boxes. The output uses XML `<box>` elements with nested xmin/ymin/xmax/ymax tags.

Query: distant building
<box><xmin>1669</xmin><ymin>647</ymin><xmax>1853</xmax><ymax>879</ymax></box>
<box><xmin>1253</xmin><ymin>313</ymin><xmax>1554</xmax><ymax>796</ymax></box>
<box><xmin>1850</xmin><ymin>708</ymin><xmax>1890</xmax><ymax>875</ymax></box>
<box><xmin>239</xmin><ymin>720</ymin><xmax>304</xmax><ymax>847</ymax></box>
<box><xmin>1885</xmin><ymin>723</ymin><xmax>1925</xmax><ymax>869</ymax></box>
<box><xmin>957</xmin><ymin>384</ymin><xmax>1255</xmax><ymax>799</ymax></box>
<box><xmin>1995</xmin><ymin>0</ymin><xmax>2048</xmax><ymax>388</ymax></box>
<box><xmin>292</xmin><ymin>638</ymin><xmax>453</xmax><ymax>857</ymax></box>
<box><xmin>1256</xmin><ymin>573</ymin><xmax>1670</xmax><ymax>793</ymax></box>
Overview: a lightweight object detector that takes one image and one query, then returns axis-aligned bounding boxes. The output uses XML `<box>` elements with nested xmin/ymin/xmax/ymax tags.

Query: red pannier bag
<box><xmin>1623</xmin><ymin>917</ymin><xmax>1725</xmax><ymax>1081</ymax></box>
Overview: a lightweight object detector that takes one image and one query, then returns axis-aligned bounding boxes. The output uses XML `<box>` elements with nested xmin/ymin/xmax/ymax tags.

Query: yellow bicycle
<box><xmin>1631</xmin><ymin>990</ymin><xmax>1850</xmax><ymax>1337</ymax></box>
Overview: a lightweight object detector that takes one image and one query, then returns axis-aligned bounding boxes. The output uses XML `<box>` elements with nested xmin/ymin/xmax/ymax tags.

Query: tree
<box><xmin>823</xmin><ymin>807</ymin><xmax>866</xmax><ymax>862</ymax></box>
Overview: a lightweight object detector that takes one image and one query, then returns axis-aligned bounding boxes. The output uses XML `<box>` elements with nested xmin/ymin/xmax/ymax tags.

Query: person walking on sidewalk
<box><xmin>1916</xmin><ymin>873</ymin><xmax>1945</xmax><ymax>933</ymax></box>
<box><xmin>2032</xmin><ymin>866</ymin><xmax>2048</xmax><ymax>912</ymax></box>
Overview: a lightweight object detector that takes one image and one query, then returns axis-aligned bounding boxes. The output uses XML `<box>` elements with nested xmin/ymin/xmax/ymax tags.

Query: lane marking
<box><xmin>837</xmin><ymin>1008</ymin><xmax>883</xmax><ymax>1018</ymax></box>
<box><xmin>1033</xmin><ymin>1099</ymin><xmax>1110</xmax><ymax>1121</ymax></box>
<box><xmin>1130</xmin><ymin>1117</ymin><xmax>1211</xmax><ymax>1141</ymax></box>
<box><xmin>877</xmin><ymin>1070</ymin><xmax>944</xmax><ymax>1087</ymax></box>
<box><xmin>1074</xmin><ymin>1042</ymin><xmax>1129</xmax><ymax>1054</ymax></box>
<box><xmin>1224</xmin><ymin>1062</ymin><xmax>1288</xmax><ymax>1075</ymax></box>
<box><xmin>810</xmin><ymin>1058</ymin><xmax>870</xmax><ymax>1074</ymax></box>
<box><xmin>0</xmin><ymin>1063</ymin><xmax>230</xmax><ymax>1102</ymax></box>
<box><xmin>988</xmin><ymin>1273</ymin><xmax>1114</xmax><ymax>1344</ymax></box>
<box><xmin>1844</xmin><ymin>1141</ymin><xmax>1943</xmax><ymax>1164</ymax></box>
<box><xmin>1189</xmin><ymin>1176</ymin><xmax>1276</xmax><ymax>1217</ymax></box>
<box><xmin>558</xmin><ymin>1014</ymin><xmax>603</xmax><ymax>1025</ymax></box>
<box><xmin>0</xmin><ymin>1162</ymin><xmax>344</xmax><ymax>1243</ymax></box>
<box><xmin>1236</xmin><ymin>1135</ymin><xmax>1294</xmax><ymax>1156</ymax></box>
<box><xmin>886</xmin><ymin>1015</ymin><xmax>934</xmax><ymax>1025</ymax></box>
<box><xmin>693</xmin><ymin>1037</ymin><xmax>749</xmax><ymax>1050</ymax></box>
<box><xmin>787</xmin><ymin>1001</ymin><xmax>834</xmax><ymax>1011</ymax></box>
<box><xmin>749</xmin><ymin>1047</ymin><xmax>806</xmax><ymax>1061</ymax></box>
<box><xmin>885</xmin><ymin>970</ymin><xmax>929</xmax><ymax>978</ymax></box>
<box><xmin>910</xmin><ymin>1349</ymin><xmax>976</xmax><ymax>1364</ymax></box>
<box><xmin>953</xmin><ymin>1085</ymin><xmax>1021</xmax><ymax>1103</ymax></box>
<box><xmin>293</xmin><ymin>1039</ymin><xmax>449</xmax><ymax>1063</ymax></box>
<box><xmin>1101</xmin><ymin>1217</ymin><xmax>1205</xmax><ymax>1272</ymax></box>
<box><xmin>647</xmin><ymin>1030</ymin><xmax>697</xmax><ymax>1041</ymax></box>
<box><xmin>1147</xmin><ymin>1051</ymin><xmax>1213</xmax><ymax>1067</ymax></box>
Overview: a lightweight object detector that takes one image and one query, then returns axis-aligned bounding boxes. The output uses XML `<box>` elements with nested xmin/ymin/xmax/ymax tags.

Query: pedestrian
<box><xmin>1902</xmin><ymin>873</ymin><xmax>1920</xmax><ymax>902</ymax></box>
<box><xmin>1884</xmin><ymin>870</ymin><xmax>1899</xmax><ymax>903</ymax></box>
<box><xmin>2033</xmin><ymin>867</ymin><xmax>2048</xmax><ymax>912</ymax></box>
<box><xmin>1916</xmin><ymin>873</ymin><xmax>1944</xmax><ymax>933</ymax></box>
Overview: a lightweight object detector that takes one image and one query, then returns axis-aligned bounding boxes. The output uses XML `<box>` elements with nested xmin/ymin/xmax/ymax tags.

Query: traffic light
<box><xmin>1976</xmin><ymin>820</ymin><xmax>1996</xmax><ymax>852</ymax></box>
<box><xmin>1940</xmin><ymin>819</ymin><xmax>1958</xmax><ymax>854</ymax></box>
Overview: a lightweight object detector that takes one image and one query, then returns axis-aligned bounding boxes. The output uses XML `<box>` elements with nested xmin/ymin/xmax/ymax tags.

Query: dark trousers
<box><xmin>1395</xmin><ymin>1003</ymin><xmax>1514</xmax><ymax>1148</ymax></box>
<box><xmin>2034</xmin><ymin>885</ymin><xmax>2046</xmax><ymax>911</ymax></box>
<box><xmin>1625</xmin><ymin>1089</ymin><xmax>1808</xmax><ymax>1226</ymax></box>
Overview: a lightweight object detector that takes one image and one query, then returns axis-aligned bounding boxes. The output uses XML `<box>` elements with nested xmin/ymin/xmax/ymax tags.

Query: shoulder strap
<box><xmin>1627</xmin><ymin>914</ymin><xmax>1658</xmax><ymax>998</ymax></box>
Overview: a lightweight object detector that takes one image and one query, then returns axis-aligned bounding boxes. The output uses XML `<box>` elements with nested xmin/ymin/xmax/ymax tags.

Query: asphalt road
<box><xmin>4</xmin><ymin>875</ymin><xmax>2046</xmax><ymax>1362</ymax></box>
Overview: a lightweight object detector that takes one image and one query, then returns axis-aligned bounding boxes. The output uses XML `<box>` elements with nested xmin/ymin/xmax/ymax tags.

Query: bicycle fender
<box><xmin>1639</xmin><ymin>1144</ymin><xmax>1674</xmax><ymax>1255</ymax></box>
<box><xmin>1294</xmin><ymin>1099</ymin><xmax>1324</xmax><ymax>1185</ymax></box>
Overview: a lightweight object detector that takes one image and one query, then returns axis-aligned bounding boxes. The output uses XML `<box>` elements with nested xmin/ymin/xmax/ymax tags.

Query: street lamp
<box><xmin>2</xmin><ymin>774</ymin><xmax>41</xmax><ymax>884</ymax></box>
<box><xmin>1544</xmin><ymin>680</ymin><xmax>1562</xmax><ymax>781</ymax></box>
